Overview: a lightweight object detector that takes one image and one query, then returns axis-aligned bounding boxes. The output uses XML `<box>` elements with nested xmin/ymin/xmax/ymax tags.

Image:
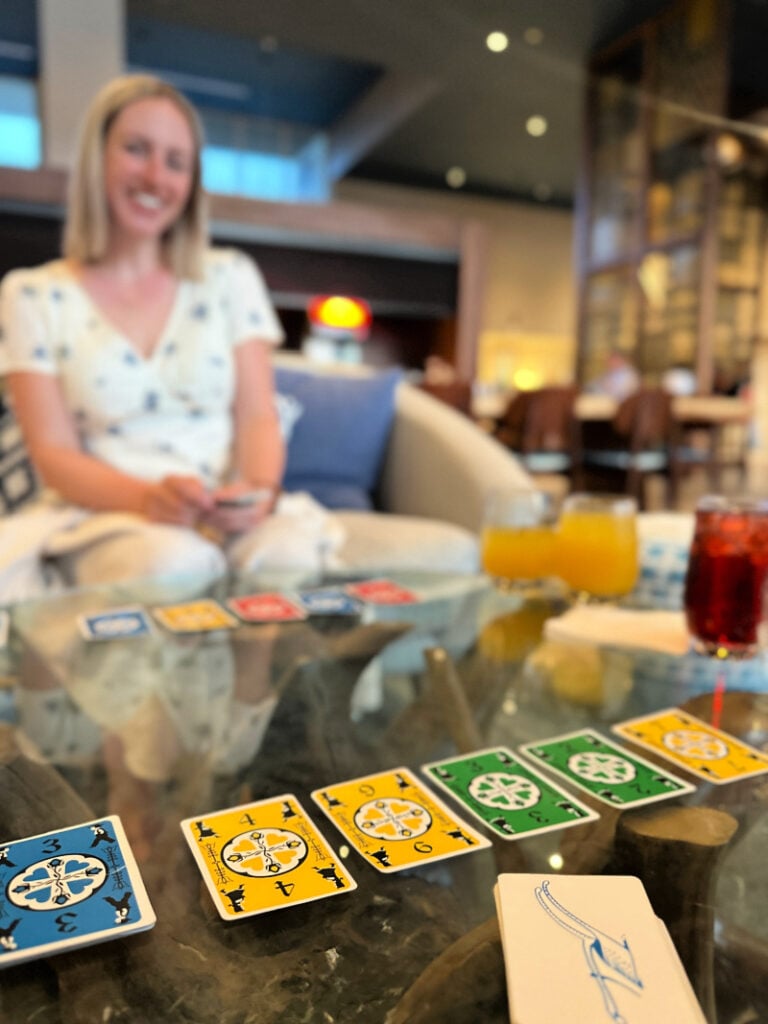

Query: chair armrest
<box><xmin>379</xmin><ymin>384</ymin><xmax>534</xmax><ymax>532</ymax></box>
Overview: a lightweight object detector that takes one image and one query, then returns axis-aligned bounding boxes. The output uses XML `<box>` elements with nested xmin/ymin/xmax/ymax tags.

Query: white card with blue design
<box><xmin>78</xmin><ymin>606</ymin><xmax>153</xmax><ymax>642</ymax></box>
<box><xmin>494</xmin><ymin>874</ymin><xmax>706</xmax><ymax>1023</ymax></box>
<box><xmin>0</xmin><ymin>816</ymin><xmax>155</xmax><ymax>967</ymax></box>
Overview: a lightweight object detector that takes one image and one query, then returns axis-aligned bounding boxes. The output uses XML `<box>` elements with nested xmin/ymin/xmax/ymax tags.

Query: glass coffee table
<box><xmin>0</xmin><ymin>570</ymin><xmax>766</xmax><ymax>1024</ymax></box>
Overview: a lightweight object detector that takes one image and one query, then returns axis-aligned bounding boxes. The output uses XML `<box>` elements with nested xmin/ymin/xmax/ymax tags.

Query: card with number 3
<box><xmin>311</xmin><ymin>767</ymin><xmax>491</xmax><ymax>873</ymax></box>
<box><xmin>180</xmin><ymin>796</ymin><xmax>356</xmax><ymax>920</ymax></box>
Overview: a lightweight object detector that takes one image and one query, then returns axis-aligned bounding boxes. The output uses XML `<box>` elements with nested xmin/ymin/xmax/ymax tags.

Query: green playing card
<box><xmin>519</xmin><ymin>729</ymin><xmax>697</xmax><ymax>807</ymax></box>
<box><xmin>421</xmin><ymin>747</ymin><xmax>599</xmax><ymax>840</ymax></box>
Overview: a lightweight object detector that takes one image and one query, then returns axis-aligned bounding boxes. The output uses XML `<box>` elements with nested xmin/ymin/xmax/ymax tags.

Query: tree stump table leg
<box><xmin>610</xmin><ymin>804</ymin><xmax>738</xmax><ymax>1024</ymax></box>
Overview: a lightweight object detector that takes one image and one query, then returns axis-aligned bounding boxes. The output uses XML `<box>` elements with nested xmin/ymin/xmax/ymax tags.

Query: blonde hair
<box><xmin>63</xmin><ymin>74</ymin><xmax>208</xmax><ymax>279</ymax></box>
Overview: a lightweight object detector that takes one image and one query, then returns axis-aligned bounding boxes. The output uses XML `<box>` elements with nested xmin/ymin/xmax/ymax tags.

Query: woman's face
<box><xmin>102</xmin><ymin>96</ymin><xmax>196</xmax><ymax>245</ymax></box>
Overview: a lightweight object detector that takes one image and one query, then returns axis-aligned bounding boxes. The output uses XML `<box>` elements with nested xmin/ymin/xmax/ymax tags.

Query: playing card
<box><xmin>311</xmin><ymin>767</ymin><xmax>491</xmax><ymax>873</ymax></box>
<box><xmin>345</xmin><ymin>578</ymin><xmax>418</xmax><ymax>605</ymax></box>
<box><xmin>180</xmin><ymin>795</ymin><xmax>356</xmax><ymax>920</ymax></box>
<box><xmin>152</xmin><ymin>599</ymin><xmax>239</xmax><ymax>634</ymax></box>
<box><xmin>519</xmin><ymin>729</ymin><xmax>696</xmax><ymax>807</ymax></box>
<box><xmin>612</xmin><ymin>707</ymin><xmax>768</xmax><ymax>784</ymax></box>
<box><xmin>0</xmin><ymin>816</ymin><xmax>155</xmax><ymax>968</ymax></box>
<box><xmin>421</xmin><ymin>748</ymin><xmax>599</xmax><ymax>840</ymax></box>
<box><xmin>226</xmin><ymin>593</ymin><xmax>307</xmax><ymax>623</ymax></box>
<box><xmin>495</xmin><ymin>874</ymin><xmax>707</xmax><ymax>1024</ymax></box>
<box><xmin>77</xmin><ymin>606</ymin><xmax>153</xmax><ymax>642</ymax></box>
<box><xmin>297</xmin><ymin>588</ymin><xmax>361</xmax><ymax>616</ymax></box>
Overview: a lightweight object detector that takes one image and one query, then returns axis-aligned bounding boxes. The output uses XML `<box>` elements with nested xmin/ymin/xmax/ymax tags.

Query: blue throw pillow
<box><xmin>273</xmin><ymin>365</ymin><xmax>402</xmax><ymax>510</ymax></box>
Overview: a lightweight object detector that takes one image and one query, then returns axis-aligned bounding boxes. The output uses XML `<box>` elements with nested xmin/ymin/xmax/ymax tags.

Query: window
<box><xmin>0</xmin><ymin>75</ymin><xmax>40</xmax><ymax>169</ymax></box>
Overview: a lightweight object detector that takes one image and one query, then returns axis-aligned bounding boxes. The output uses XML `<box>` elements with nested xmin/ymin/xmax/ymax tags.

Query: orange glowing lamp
<box><xmin>307</xmin><ymin>295</ymin><xmax>372</xmax><ymax>340</ymax></box>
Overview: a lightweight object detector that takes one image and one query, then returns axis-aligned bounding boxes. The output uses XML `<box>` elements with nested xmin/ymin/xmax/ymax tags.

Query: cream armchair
<box><xmin>272</xmin><ymin>353</ymin><xmax>534</xmax><ymax>574</ymax></box>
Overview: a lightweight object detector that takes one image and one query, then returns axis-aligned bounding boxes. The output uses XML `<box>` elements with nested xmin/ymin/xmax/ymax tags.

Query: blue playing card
<box><xmin>0</xmin><ymin>816</ymin><xmax>155</xmax><ymax>966</ymax></box>
<box><xmin>78</xmin><ymin>607</ymin><xmax>153</xmax><ymax>642</ymax></box>
<box><xmin>297</xmin><ymin>588</ymin><xmax>362</xmax><ymax>616</ymax></box>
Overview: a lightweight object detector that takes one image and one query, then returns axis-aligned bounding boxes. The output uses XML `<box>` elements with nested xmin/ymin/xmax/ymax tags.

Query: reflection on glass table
<box><xmin>0</xmin><ymin>570</ymin><xmax>766</xmax><ymax>1024</ymax></box>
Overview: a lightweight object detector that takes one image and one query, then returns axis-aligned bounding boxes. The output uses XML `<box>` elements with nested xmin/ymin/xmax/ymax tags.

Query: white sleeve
<box><xmin>226</xmin><ymin>250</ymin><xmax>284</xmax><ymax>348</ymax></box>
<box><xmin>0</xmin><ymin>268</ymin><xmax>58</xmax><ymax>375</ymax></box>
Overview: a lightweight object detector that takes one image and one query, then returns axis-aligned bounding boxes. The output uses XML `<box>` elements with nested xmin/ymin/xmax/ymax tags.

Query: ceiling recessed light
<box><xmin>486</xmin><ymin>31</ymin><xmax>509</xmax><ymax>53</ymax></box>
<box><xmin>523</xmin><ymin>27</ymin><xmax>544</xmax><ymax>46</ymax></box>
<box><xmin>445</xmin><ymin>166</ymin><xmax>467</xmax><ymax>188</ymax></box>
<box><xmin>526</xmin><ymin>115</ymin><xmax>548</xmax><ymax>137</ymax></box>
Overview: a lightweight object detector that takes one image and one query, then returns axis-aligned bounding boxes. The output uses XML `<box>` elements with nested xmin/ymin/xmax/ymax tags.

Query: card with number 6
<box><xmin>311</xmin><ymin>767</ymin><xmax>491</xmax><ymax>873</ymax></box>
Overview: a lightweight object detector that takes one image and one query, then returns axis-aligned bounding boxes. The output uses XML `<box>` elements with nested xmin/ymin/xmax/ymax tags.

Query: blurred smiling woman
<box><xmin>0</xmin><ymin>74</ymin><xmax>333</xmax><ymax>600</ymax></box>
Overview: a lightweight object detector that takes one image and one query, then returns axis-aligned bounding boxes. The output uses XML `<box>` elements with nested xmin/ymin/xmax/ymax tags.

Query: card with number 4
<box><xmin>0</xmin><ymin>816</ymin><xmax>155</xmax><ymax>968</ymax></box>
<box><xmin>180</xmin><ymin>796</ymin><xmax>356</xmax><ymax>920</ymax></box>
<box><xmin>519</xmin><ymin>729</ymin><xmax>696</xmax><ymax>808</ymax></box>
<box><xmin>612</xmin><ymin>707</ymin><xmax>768</xmax><ymax>785</ymax></box>
<box><xmin>312</xmin><ymin>767</ymin><xmax>490</xmax><ymax>873</ymax></box>
<box><xmin>422</xmin><ymin>748</ymin><xmax>599</xmax><ymax>840</ymax></box>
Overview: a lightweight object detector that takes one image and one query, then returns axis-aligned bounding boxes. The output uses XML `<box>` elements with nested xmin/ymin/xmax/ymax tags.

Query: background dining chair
<box><xmin>494</xmin><ymin>386</ymin><xmax>581</xmax><ymax>487</ymax></box>
<box><xmin>579</xmin><ymin>387</ymin><xmax>678</xmax><ymax>510</ymax></box>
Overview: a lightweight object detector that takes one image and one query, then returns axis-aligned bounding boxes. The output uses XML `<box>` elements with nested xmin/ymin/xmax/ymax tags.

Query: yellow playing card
<box><xmin>612</xmin><ymin>707</ymin><xmax>768</xmax><ymax>784</ymax></box>
<box><xmin>152</xmin><ymin>599</ymin><xmax>239</xmax><ymax>633</ymax></box>
<box><xmin>180</xmin><ymin>796</ymin><xmax>356</xmax><ymax>920</ymax></box>
<box><xmin>311</xmin><ymin>767</ymin><xmax>491</xmax><ymax>873</ymax></box>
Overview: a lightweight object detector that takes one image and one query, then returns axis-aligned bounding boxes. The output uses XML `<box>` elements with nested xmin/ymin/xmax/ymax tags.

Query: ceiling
<box><xmin>7</xmin><ymin>1</ymin><xmax>768</xmax><ymax>207</ymax></box>
<box><xmin>124</xmin><ymin>0</ymin><xmax>677</xmax><ymax>207</ymax></box>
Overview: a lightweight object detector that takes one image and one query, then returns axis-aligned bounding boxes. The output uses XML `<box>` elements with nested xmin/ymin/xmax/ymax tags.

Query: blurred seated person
<box><xmin>0</xmin><ymin>74</ymin><xmax>339</xmax><ymax>601</ymax></box>
<box><xmin>586</xmin><ymin>349</ymin><xmax>640</xmax><ymax>401</ymax></box>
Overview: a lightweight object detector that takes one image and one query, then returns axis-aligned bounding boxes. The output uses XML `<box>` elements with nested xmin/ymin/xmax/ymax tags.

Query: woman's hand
<box><xmin>202</xmin><ymin>482</ymin><xmax>275</xmax><ymax>535</ymax></box>
<box><xmin>141</xmin><ymin>475</ymin><xmax>214</xmax><ymax>526</ymax></box>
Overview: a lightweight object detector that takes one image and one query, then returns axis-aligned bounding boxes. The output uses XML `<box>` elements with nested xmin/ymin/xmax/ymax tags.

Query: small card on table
<box><xmin>297</xmin><ymin>588</ymin><xmax>361</xmax><ymax>616</ymax></box>
<box><xmin>311</xmin><ymin>767</ymin><xmax>490</xmax><ymax>872</ymax></box>
<box><xmin>612</xmin><ymin>707</ymin><xmax>768</xmax><ymax>784</ymax></box>
<box><xmin>152</xmin><ymin>599</ymin><xmax>239</xmax><ymax>634</ymax></box>
<box><xmin>495</xmin><ymin>873</ymin><xmax>706</xmax><ymax>1023</ymax></box>
<box><xmin>78</xmin><ymin>606</ymin><xmax>153</xmax><ymax>642</ymax></box>
<box><xmin>421</xmin><ymin>747</ymin><xmax>599</xmax><ymax>840</ymax></box>
<box><xmin>345</xmin><ymin>578</ymin><xmax>418</xmax><ymax>605</ymax></box>
<box><xmin>0</xmin><ymin>816</ymin><xmax>155</xmax><ymax>967</ymax></box>
<box><xmin>180</xmin><ymin>795</ymin><xmax>356</xmax><ymax>920</ymax></box>
<box><xmin>519</xmin><ymin>729</ymin><xmax>696</xmax><ymax>807</ymax></box>
<box><xmin>226</xmin><ymin>593</ymin><xmax>307</xmax><ymax>623</ymax></box>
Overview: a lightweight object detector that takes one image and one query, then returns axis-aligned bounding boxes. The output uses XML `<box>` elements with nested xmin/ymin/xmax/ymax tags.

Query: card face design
<box><xmin>0</xmin><ymin>816</ymin><xmax>155</xmax><ymax>967</ymax></box>
<box><xmin>297</xmin><ymin>588</ymin><xmax>361</xmax><ymax>616</ymax></box>
<box><xmin>311</xmin><ymin>767</ymin><xmax>491</xmax><ymax>873</ymax></box>
<box><xmin>152</xmin><ymin>599</ymin><xmax>239</xmax><ymax>633</ymax></box>
<box><xmin>421</xmin><ymin>748</ymin><xmax>599</xmax><ymax>840</ymax></box>
<box><xmin>180</xmin><ymin>796</ymin><xmax>356</xmax><ymax>920</ymax></box>
<box><xmin>519</xmin><ymin>730</ymin><xmax>696</xmax><ymax>807</ymax></box>
<box><xmin>612</xmin><ymin>707</ymin><xmax>768</xmax><ymax>784</ymax></box>
<box><xmin>495</xmin><ymin>874</ymin><xmax>707</xmax><ymax>1024</ymax></box>
<box><xmin>226</xmin><ymin>593</ymin><xmax>307</xmax><ymax>623</ymax></box>
<box><xmin>345</xmin><ymin>579</ymin><xmax>418</xmax><ymax>605</ymax></box>
<box><xmin>78</xmin><ymin>606</ymin><xmax>152</xmax><ymax>641</ymax></box>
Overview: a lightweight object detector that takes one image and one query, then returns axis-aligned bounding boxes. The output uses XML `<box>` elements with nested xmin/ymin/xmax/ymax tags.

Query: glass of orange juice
<box><xmin>556</xmin><ymin>493</ymin><xmax>639</xmax><ymax>601</ymax></box>
<box><xmin>480</xmin><ymin>490</ymin><xmax>557</xmax><ymax>592</ymax></box>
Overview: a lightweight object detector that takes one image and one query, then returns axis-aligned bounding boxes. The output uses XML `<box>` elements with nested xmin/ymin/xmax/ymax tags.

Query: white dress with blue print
<box><xmin>0</xmin><ymin>248</ymin><xmax>283</xmax><ymax>489</ymax></box>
